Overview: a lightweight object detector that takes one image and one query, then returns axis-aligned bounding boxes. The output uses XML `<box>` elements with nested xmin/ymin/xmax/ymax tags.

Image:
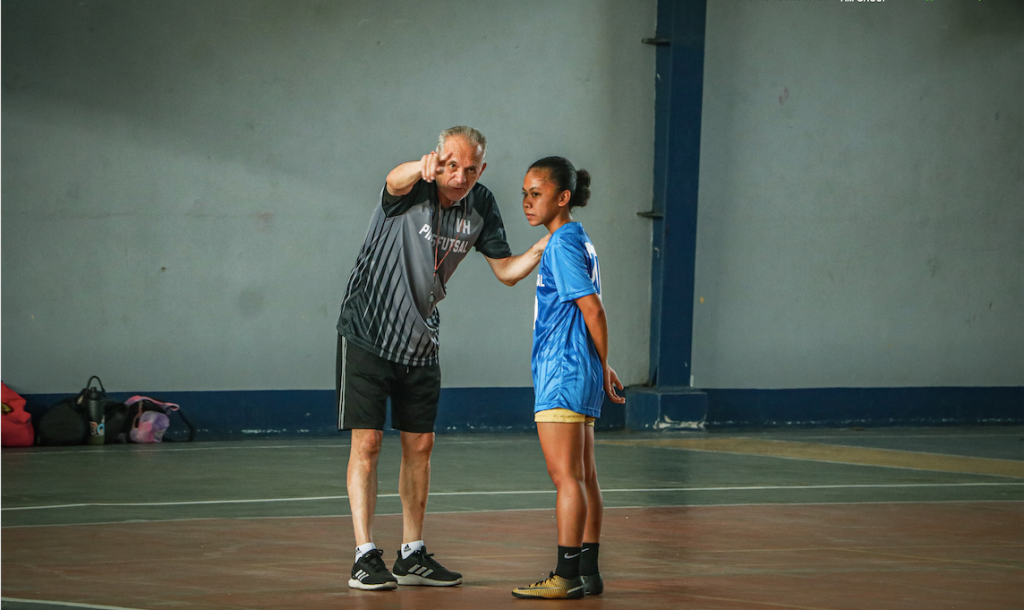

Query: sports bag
<box><xmin>37</xmin><ymin>376</ymin><xmax>127</xmax><ymax>446</ymax></box>
<box><xmin>124</xmin><ymin>396</ymin><xmax>196</xmax><ymax>443</ymax></box>
<box><xmin>2</xmin><ymin>383</ymin><xmax>34</xmax><ymax>447</ymax></box>
<box><xmin>37</xmin><ymin>395</ymin><xmax>89</xmax><ymax>446</ymax></box>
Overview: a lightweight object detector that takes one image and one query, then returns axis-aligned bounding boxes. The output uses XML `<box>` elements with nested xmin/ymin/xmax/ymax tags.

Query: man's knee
<box><xmin>401</xmin><ymin>431</ymin><xmax>435</xmax><ymax>458</ymax></box>
<box><xmin>351</xmin><ymin>429</ymin><xmax>384</xmax><ymax>461</ymax></box>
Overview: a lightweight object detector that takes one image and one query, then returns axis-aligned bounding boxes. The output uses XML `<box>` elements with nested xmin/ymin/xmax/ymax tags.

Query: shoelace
<box><xmin>361</xmin><ymin>549</ymin><xmax>387</xmax><ymax>568</ymax></box>
<box><xmin>412</xmin><ymin>551</ymin><xmax>444</xmax><ymax>569</ymax></box>
<box><xmin>530</xmin><ymin>572</ymin><xmax>557</xmax><ymax>587</ymax></box>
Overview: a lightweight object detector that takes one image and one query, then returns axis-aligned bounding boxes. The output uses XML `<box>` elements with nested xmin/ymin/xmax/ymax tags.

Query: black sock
<box><xmin>580</xmin><ymin>542</ymin><xmax>600</xmax><ymax>575</ymax></box>
<box><xmin>555</xmin><ymin>545</ymin><xmax>582</xmax><ymax>579</ymax></box>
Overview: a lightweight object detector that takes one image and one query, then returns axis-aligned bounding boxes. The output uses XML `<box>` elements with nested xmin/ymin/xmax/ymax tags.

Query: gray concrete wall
<box><xmin>2</xmin><ymin>0</ymin><xmax>656</xmax><ymax>393</ymax></box>
<box><xmin>692</xmin><ymin>0</ymin><xmax>1024</xmax><ymax>389</ymax></box>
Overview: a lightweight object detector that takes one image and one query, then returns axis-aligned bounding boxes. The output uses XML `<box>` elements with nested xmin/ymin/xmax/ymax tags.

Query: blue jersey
<box><xmin>532</xmin><ymin>222</ymin><xmax>604</xmax><ymax>417</ymax></box>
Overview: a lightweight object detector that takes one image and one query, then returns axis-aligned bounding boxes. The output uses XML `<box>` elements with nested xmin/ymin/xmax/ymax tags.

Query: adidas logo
<box><xmin>354</xmin><ymin>569</ymin><xmax>369</xmax><ymax>582</ymax></box>
<box><xmin>407</xmin><ymin>565</ymin><xmax>435</xmax><ymax>577</ymax></box>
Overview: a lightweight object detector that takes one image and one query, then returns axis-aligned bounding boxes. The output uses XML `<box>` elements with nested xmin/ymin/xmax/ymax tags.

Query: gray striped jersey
<box><xmin>337</xmin><ymin>179</ymin><xmax>513</xmax><ymax>366</ymax></box>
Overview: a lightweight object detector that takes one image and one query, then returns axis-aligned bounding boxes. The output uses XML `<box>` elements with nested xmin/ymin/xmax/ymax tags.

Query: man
<box><xmin>336</xmin><ymin>126</ymin><xmax>548</xmax><ymax>590</ymax></box>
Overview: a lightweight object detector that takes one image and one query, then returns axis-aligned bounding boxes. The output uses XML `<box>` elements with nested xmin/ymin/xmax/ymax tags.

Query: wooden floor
<box><xmin>3</xmin><ymin>426</ymin><xmax>1022</xmax><ymax>609</ymax></box>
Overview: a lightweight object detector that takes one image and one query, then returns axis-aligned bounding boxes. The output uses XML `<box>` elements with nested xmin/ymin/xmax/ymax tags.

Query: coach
<box><xmin>336</xmin><ymin>126</ymin><xmax>547</xmax><ymax>590</ymax></box>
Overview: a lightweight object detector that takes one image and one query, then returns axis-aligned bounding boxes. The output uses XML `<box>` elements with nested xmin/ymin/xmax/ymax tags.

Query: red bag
<box><xmin>2</xmin><ymin>382</ymin><xmax>35</xmax><ymax>447</ymax></box>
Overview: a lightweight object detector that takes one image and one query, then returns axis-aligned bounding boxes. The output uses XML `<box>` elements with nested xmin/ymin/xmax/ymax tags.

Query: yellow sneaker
<box><xmin>511</xmin><ymin>572</ymin><xmax>585</xmax><ymax>599</ymax></box>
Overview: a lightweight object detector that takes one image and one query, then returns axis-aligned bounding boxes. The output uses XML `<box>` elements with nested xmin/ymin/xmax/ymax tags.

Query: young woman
<box><xmin>512</xmin><ymin>157</ymin><xmax>625</xmax><ymax>600</ymax></box>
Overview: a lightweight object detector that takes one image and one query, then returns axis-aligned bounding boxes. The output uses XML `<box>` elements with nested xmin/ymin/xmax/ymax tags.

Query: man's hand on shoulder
<box><xmin>485</xmin><ymin>233</ymin><xmax>550</xmax><ymax>287</ymax></box>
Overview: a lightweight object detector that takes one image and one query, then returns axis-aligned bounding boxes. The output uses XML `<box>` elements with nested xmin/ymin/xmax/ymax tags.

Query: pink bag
<box><xmin>125</xmin><ymin>395</ymin><xmax>180</xmax><ymax>443</ymax></box>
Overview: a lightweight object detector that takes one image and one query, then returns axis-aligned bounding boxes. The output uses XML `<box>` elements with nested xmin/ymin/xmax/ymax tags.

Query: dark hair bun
<box><xmin>528</xmin><ymin>156</ymin><xmax>592</xmax><ymax>209</ymax></box>
<box><xmin>571</xmin><ymin>169</ymin><xmax>591</xmax><ymax>208</ymax></box>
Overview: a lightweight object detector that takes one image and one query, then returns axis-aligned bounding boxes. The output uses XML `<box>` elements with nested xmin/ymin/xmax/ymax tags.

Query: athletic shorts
<box><xmin>336</xmin><ymin>335</ymin><xmax>441</xmax><ymax>433</ymax></box>
<box><xmin>535</xmin><ymin>408</ymin><xmax>596</xmax><ymax>427</ymax></box>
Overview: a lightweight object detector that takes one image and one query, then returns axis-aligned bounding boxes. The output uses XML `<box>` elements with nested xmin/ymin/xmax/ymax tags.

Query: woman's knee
<box><xmin>548</xmin><ymin>464</ymin><xmax>585</xmax><ymax>488</ymax></box>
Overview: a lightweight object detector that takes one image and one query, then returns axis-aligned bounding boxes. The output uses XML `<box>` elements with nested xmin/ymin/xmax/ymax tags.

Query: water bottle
<box><xmin>83</xmin><ymin>379</ymin><xmax>105</xmax><ymax>445</ymax></box>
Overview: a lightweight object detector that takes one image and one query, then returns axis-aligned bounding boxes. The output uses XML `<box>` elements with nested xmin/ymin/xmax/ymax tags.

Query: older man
<box><xmin>336</xmin><ymin>126</ymin><xmax>547</xmax><ymax>590</ymax></box>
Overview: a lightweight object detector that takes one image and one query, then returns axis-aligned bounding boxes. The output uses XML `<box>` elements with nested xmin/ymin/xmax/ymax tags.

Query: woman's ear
<box><xmin>558</xmin><ymin>189</ymin><xmax>571</xmax><ymax>207</ymax></box>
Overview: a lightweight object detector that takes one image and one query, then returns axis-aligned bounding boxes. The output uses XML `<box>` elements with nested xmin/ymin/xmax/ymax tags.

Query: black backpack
<box><xmin>37</xmin><ymin>376</ymin><xmax>126</xmax><ymax>446</ymax></box>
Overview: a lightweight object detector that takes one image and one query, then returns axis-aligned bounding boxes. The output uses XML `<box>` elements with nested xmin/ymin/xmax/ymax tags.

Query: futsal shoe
<box><xmin>581</xmin><ymin>573</ymin><xmax>604</xmax><ymax>595</ymax></box>
<box><xmin>511</xmin><ymin>572</ymin><xmax>585</xmax><ymax>599</ymax></box>
<box><xmin>348</xmin><ymin>549</ymin><xmax>398</xmax><ymax>590</ymax></box>
<box><xmin>392</xmin><ymin>546</ymin><xmax>463</xmax><ymax>586</ymax></box>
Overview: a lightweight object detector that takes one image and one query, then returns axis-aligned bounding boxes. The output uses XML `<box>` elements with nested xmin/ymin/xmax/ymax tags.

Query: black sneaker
<box><xmin>348</xmin><ymin>549</ymin><xmax>398</xmax><ymax>590</ymax></box>
<box><xmin>392</xmin><ymin>546</ymin><xmax>463</xmax><ymax>586</ymax></box>
<box><xmin>582</xmin><ymin>573</ymin><xmax>604</xmax><ymax>595</ymax></box>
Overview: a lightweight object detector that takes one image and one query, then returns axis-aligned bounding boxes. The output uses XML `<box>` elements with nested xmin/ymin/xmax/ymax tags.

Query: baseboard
<box><xmin>16</xmin><ymin>386</ymin><xmax>1021</xmax><ymax>439</ymax></box>
<box><xmin>703</xmin><ymin>386</ymin><xmax>1024</xmax><ymax>428</ymax></box>
<box><xmin>18</xmin><ymin>387</ymin><xmax>625</xmax><ymax>439</ymax></box>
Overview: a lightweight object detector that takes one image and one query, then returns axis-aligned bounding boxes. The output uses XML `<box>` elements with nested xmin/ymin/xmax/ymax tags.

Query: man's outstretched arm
<box><xmin>386</xmin><ymin>150</ymin><xmax>452</xmax><ymax>197</ymax></box>
<box><xmin>485</xmin><ymin>233</ymin><xmax>551</xmax><ymax>287</ymax></box>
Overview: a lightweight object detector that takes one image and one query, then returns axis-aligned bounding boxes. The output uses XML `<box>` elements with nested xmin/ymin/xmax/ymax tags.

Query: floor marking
<box><xmin>0</xmin><ymin>598</ymin><xmax>147</xmax><ymax>610</ymax></box>
<box><xmin>837</xmin><ymin>547</ymin><xmax>1023</xmax><ymax>570</ymax></box>
<box><xmin>4</xmin><ymin>482</ymin><xmax>1020</xmax><ymax>512</ymax></box>
<box><xmin>4</xmin><ymin>499</ymin><xmax>1020</xmax><ymax>529</ymax></box>
<box><xmin>11</xmin><ymin>443</ymin><xmax>352</xmax><ymax>456</ymax></box>
<box><xmin>681</xmin><ymin>593</ymin><xmax>839</xmax><ymax>610</ymax></box>
<box><xmin>598</xmin><ymin>437</ymin><xmax>1024</xmax><ymax>478</ymax></box>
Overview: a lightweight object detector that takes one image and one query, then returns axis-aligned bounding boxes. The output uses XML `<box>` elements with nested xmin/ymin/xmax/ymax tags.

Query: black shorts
<box><xmin>336</xmin><ymin>335</ymin><xmax>441</xmax><ymax>433</ymax></box>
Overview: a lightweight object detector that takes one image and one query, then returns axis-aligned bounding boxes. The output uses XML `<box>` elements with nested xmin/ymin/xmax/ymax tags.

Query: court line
<box><xmin>4</xmin><ymin>499</ymin><xmax>1021</xmax><ymax>530</ymax></box>
<box><xmin>598</xmin><ymin>437</ymin><xmax>1024</xmax><ymax>478</ymax></box>
<box><xmin>679</xmin><ymin>593</ymin><xmax>837</xmax><ymax>610</ymax></box>
<box><xmin>3</xmin><ymin>482</ymin><xmax>1020</xmax><ymax>511</ymax></box>
<box><xmin>10</xmin><ymin>437</ymin><xmax>540</xmax><ymax>456</ymax></box>
<box><xmin>837</xmin><ymin>546</ymin><xmax>1018</xmax><ymax>570</ymax></box>
<box><xmin>9</xmin><ymin>443</ymin><xmax>352</xmax><ymax>455</ymax></box>
<box><xmin>0</xmin><ymin>598</ymin><xmax>146</xmax><ymax>610</ymax></box>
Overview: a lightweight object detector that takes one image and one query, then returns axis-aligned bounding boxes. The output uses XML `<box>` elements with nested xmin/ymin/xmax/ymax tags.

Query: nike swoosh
<box><xmin>569</xmin><ymin>585</ymin><xmax>584</xmax><ymax>593</ymax></box>
<box><xmin>563</xmin><ymin>553</ymin><xmax>581</xmax><ymax>559</ymax></box>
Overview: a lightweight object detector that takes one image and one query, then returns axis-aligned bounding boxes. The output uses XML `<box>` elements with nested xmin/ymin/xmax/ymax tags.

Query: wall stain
<box><xmin>238</xmin><ymin>289</ymin><xmax>266</xmax><ymax>318</ymax></box>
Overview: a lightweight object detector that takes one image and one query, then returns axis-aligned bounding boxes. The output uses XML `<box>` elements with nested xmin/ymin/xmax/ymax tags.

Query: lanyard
<box><xmin>433</xmin><ymin>199</ymin><xmax>468</xmax><ymax>280</ymax></box>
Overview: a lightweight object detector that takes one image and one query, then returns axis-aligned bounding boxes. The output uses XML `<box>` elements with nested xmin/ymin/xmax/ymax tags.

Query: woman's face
<box><xmin>522</xmin><ymin>168</ymin><xmax>570</xmax><ymax>228</ymax></box>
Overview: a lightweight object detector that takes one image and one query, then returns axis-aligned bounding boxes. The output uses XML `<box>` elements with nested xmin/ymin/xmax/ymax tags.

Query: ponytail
<box><xmin>528</xmin><ymin>156</ymin><xmax>591</xmax><ymax>209</ymax></box>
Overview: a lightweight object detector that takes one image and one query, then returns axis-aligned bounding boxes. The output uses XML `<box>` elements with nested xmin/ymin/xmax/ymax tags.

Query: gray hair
<box><xmin>436</xmin><ymin>126</ymin><xmax>487</xmax><ymax>162</ymax></box>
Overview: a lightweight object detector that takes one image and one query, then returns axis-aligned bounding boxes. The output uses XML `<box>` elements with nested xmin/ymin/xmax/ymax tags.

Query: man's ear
<box><xmin>479</xmin><ymin>162</ymin><xmax>487</xmax><ymax>177</ymax></box>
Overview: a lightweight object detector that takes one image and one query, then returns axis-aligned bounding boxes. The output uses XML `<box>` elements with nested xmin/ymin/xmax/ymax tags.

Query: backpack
<box><xmin>37</xmin><ymin>395</ymin><xmax>89</xmax><ymax>446</ymax></box>
<box><xmin>123</xmin><ymin>396</ymin><xmax>196</xmax><ymax>443</ymax></box>
<box><xmin>2</xmin><ymin>383</ymin><xmax>34</xmax><ymax>447</ymax></box>
<box><xmin>36</xmin><ymin>376</ymin><xmax>126</xmax><ymax>446</ymax></box>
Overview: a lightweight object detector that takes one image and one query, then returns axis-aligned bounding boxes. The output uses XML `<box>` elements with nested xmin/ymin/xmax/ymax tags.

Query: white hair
<box><xmin>436</xmin><ymin>126</ymin><xmax>487</xmax><ymax>162</ymax></box>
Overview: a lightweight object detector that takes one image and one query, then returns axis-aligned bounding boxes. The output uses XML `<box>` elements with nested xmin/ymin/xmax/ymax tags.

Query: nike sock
<box><xmin>355</xmin><ymin>542</ymin><xmax>377</xmax><ymax>562</ymax></box>
<box><xmin>555</xmin><ymin>545</ymin><xmax>582</xmax><ymax>579</ymax></box>
<box><xmin>580</xmin><ymin>542</ymin><xmax>600</xmax><ymax>575</ymax></box>
<box><xmin>401</xmin><ymin>540</ymin><xmax>424</xmax><ymax>559</ymax></box>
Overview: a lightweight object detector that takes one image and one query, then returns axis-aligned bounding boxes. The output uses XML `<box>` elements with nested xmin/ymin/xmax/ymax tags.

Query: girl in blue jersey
<box><xmin>512</xmin><ymin>157</ymin><xmax>626</xmax><ymax>600</ymax></box>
